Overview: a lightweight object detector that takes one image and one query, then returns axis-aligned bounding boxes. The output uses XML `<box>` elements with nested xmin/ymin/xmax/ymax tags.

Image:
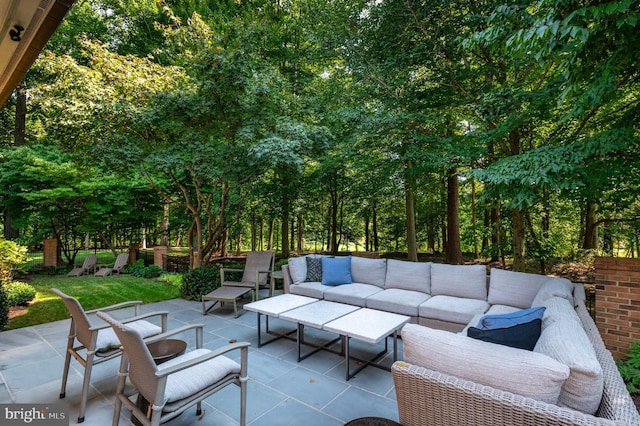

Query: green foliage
<box><xmin>0</xmin><ymin>285</ymin><xmax>8</xmax><ymax>330</ymax></box>
<box><xmin>0</xmin><ymin>239</ymin><xmax>28</xmax><ymax>284</ymax></box>
<box><xmin>5</xmin><ymin>281</ymin><xmax>36</xmax><ymax>307</ymax></box>
<box><xmin>126</xmin><ymin>260</ymin><xmax>163</xmax><ymax>279</ymax></box>
<box><xmin>618</xmin><ymin>341</ymin><xmax>640</xmax><ymax>394</ymax></box>
<box><xmin>180</xmin><ymin>267</ymin><xmax>220</xmax><ymax>301</ymax></box>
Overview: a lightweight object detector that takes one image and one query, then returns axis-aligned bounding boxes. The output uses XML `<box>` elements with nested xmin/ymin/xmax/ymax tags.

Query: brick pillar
<box><xmin>43</xmin><ymin>239</ymin><xmax>58</xmax><ymax>267</ymax></box>
<box><xmin>128</xmin><ymin>243</ymin><xmax>140</xmax><ymax>266</ymax></box>
<box><xmin>154</xmin><ymin>246</ymin><xmax>167</xmax><ymax>270</ymax></box>
<box><xmin>594</xmin><ymin>256</ymin><xmax>640</xmax><ymax>360</ymax></box>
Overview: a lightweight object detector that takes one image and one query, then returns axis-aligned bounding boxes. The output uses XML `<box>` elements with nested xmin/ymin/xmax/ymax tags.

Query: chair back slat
<box><xmin>241</xmin><ymin>251</ymin><xmax>274</xmax><ymax>284</ymax></box>
<box><xmin>97</xmin><ymin>311</ymin><xmax>160</xmax><ymax>403</ymax></box>
<box><xmin>51</xmin><ymin>288</ymin><xmax>95</xmax><ymax>348</ymax></box>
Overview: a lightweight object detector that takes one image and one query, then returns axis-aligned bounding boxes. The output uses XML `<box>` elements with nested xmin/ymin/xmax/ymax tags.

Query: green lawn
<box><xmin>7</xmin><ymin>274</ymin><xmax>181</xmax><ymax>330</ymax></box>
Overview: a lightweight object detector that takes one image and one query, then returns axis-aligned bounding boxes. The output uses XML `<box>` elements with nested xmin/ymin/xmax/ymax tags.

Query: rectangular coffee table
<box><xmin>244</xmin><ymin>294</ymin><xmax>318</xmax><ymax>347</ymax></box>
<box><xmin>279</xmin><ymin>300</ymin><xmax>361</xmax><ymax>362</ymax></box>
<box><xmin>324</xmin><ymin>308</ymin><xmax>410</xmax><ymax>380</ymax></box>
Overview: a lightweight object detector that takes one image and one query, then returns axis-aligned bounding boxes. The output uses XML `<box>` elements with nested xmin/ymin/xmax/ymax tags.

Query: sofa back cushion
<box><xmin>531</xmin><ymin>278</ymin><xmax>574</xmax><ymax>307</ymax></box>
<box><xmin>430</xmin><ymin>264</ymin><xmax>487</xmax><ymax>300</ymax></box>
<box><xmin>384</xmin><ymin>259</ymin><xmax>431</xmax><ymax>293</ymax></box>
<box><xmin>488</xmin><ymin>268</ymin><xmax>549</xmax><ymax>309</ymax></box>
<box><xmin>534</xmin><ymin>319</ymin><xmax>604</xmax><ymax>415</ymax></box>
<box><xmin>350</xmin><ymin>257</ymin><xmax>387</xmax><ymax>288</ymax></box>
<box><xmin>402</xmin><ymin>323</ymin><xmax>569</xmax><ymax>404</ymax></box>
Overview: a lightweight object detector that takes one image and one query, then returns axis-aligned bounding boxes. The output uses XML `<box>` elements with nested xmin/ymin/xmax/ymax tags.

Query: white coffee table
<box><xmin>324</xmin><ymin>308</ymin><xmax>410</xmax><ymax>380</ymax></box>
<box><xmin>244</xmin><ymin>294</ymin><xmax>318</xmax><ymax>347</ymax></box>
<box><xmin>280</xmin><ymin>300</ymin><xmax>360</xmax><ymax>361</ymax></box>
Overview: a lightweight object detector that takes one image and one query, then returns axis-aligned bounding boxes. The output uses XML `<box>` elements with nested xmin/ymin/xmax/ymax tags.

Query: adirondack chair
<box><xmin>95</xmin><ymin>253</ymin><xmax>129</xmax><ymax>277</ymax></box>
<box><xmin>67</xmin><ymin>254</ymin><xmax>97</xmax><ymax>277</ymax></box>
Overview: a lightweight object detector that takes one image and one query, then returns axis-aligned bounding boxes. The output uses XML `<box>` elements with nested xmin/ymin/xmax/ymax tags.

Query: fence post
<box><xmin>43</xmin><ymin>239</ymin><xmax>58</xmax><ymax>268</ymax></box>
<box><xmin>154</xmin><ymin>246</ymin><xmax>167</xmax><ymax>270</ymax></box>
<box><xmin>128</xmin><ymin>243</ymin><xmax>140</xmax><ymax>266</ymax></box>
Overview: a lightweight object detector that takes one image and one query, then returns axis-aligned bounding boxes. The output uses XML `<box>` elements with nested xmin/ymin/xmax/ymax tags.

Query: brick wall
<box><xmin>594</xmin><ymin>256</ymin><xmax>640</xmax><ymax>360</ymax></box>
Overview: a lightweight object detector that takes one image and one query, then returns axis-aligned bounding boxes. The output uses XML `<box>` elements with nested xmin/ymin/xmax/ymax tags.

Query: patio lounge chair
<box><xmin>52</xmin><ymin>288</ymin><xmax>168</xmax><ymax>423</ymax></box>
<box><xmin>67</xmin><ymin>254</ymin><xmax>98</xmax><ymax>277</ymax></box>
<box><xmin>97</xmin><ymin>310</ymin><xmax>250</xmax><ymax>426</ymax></box>
<box><xmin>95</xmin><ymin>253</ymin><xmax>129</xmax><ymax>277</ymax></box>
<box><xmin>220</xmin><ymin>251</ymin><xmax>275</xmax><ymax>301</ymax></box>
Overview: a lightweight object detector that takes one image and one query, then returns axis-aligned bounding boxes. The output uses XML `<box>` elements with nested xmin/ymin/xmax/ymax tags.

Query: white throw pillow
<box><xmin>287</xmin><ymin>256</ymin><xmax>308</xmax><ymax>284</ymax></box>
<box><xmin>402</xmin><ymin>323</ymin><xmax>569</xmax><ymax>404</ymax></box>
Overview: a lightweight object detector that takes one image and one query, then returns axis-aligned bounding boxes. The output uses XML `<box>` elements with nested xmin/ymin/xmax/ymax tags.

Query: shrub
<box><xmin>0</xmin><ymin>285</ymin><xmax>8</xmax><ymax>330</ymax></box>
<box><xmin>618</xmin><ymin>341</ymin><xmax>640</xmax><ymax>394</ymax></box>
<box><xmin>5</xmin><ymin>281</ymin><xmax>36</xmax><ymax>306</ymax></box>
<box><xmin>126</xmin><ymin>260</ymin><xmax>163</xmax><ymax>279</ymax></box>
<box><xmin>180</xmin><ymin>267</ymin><xmax>220</xmax><ymax>301</ymax></box>
<box><xmin>0</xmin><ymin>238</ymin><xmax>28</xmax><ymax>284</ymax></box>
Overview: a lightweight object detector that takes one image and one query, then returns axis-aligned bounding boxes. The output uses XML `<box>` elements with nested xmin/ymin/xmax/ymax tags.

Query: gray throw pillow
<box><xmin>305</xmin><ymin>257</ymin><xmax>322</xmax><ymax>282</ymax></box>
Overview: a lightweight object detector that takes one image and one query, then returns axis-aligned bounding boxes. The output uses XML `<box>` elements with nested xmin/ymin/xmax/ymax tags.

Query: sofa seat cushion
<box><xmin>402</xmin><ymin>324</ymin><xmax>569</xmax><ymax>404</ymax></box>
<box><xmin>419</xmin><ymin>295</ymin><xmax>489</xmax><ymax>325</ymax></box>
<box><xmin>431</xmin><ymin>264</ymin><xmax>487</xmax><ymax>300</ymax></box>
<box><xmin>534</xmin><ymin>318</ymin><xmax>603</xmax><ymax>415</ymax></box>
<box><xmin>289</xmin><ymin>281</ymin><xmax>330</xmax><ymax>299</ymax></box>
<box><xmin>323</xmin><ymin>283</ymin><xmax>383</xmax><ymax>307</ymax></box>
<box><xmin>384</xmin><ymin>259</ymin><xmax>431</xmax><ymax>293</ymax></box>
<box><xmin>351</xmin><ymin>257</ymin><xmax>387</xmax><ymax>288</ymax></box>
<box><xmin>366</xmin><ymin>288</ymin><xmax>430</xmax><ymax>317</ymax></box>
<box><xmin>488</xmin><ymin>268</ymin><xmax>549</xmax><ymax>309</ymax></box>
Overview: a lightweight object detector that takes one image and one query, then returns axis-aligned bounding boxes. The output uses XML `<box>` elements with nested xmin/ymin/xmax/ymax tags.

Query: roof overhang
<box><xmin>0</xmin><ymin>0</ymin><xmax>76</xmax><ymax>109</ymax></box>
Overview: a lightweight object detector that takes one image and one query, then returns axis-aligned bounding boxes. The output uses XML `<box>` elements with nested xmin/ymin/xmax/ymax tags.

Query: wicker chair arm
<box><xmin>392</xmin><ymin>362</ymin><xmax>618</xmax><ymax>426</ymax></box>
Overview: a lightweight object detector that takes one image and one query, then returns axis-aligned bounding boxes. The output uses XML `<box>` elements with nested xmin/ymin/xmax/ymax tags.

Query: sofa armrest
<box><xmin>392</xmin><ymin>362</ymin><xmax>618</xmax><ymax>426</ymax></box>
<box><xmin>281</xmin><ymin>264</ymin><xmax>293</xmax><ymax>293</ymax></box>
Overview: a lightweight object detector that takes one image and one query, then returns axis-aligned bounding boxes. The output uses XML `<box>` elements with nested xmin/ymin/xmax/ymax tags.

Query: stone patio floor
<box><xmin>0</xmin><ymin>295</ymin><xmax>402</xmax><ymax>425</ymax></box>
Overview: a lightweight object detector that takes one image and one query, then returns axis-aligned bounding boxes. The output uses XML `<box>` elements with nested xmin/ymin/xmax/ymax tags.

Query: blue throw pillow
<box><xmin>477</xmin><ymin>306</ymin><xmax>546</xmax><ymax>330</ymax></box>
<box><xmin>321</xmin><ymin>256</ymin><xmax>352</xmax><ymax>286</ymax></box>
<box><xmin>467</xmin><ymin>319</ymin><xmax>542</xmax><ymax>351</ymax></box>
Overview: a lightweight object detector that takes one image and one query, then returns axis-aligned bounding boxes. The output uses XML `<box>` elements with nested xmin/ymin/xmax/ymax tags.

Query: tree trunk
<box><xmin>372</xmin><ymin>200</ymin><xmax>379</xmax><ymax>252</ymax></box>
<box><xmin>583</xmin><ymin>201</ymin><xmax>598</xmax><ymax>249</ymax></box>
<box><xmin>297</xmin><ymin>214</ymin><xmax>303</xmax><ymax>252</ymax></box>
<box><xmin>161</xmin><ymin>203</ymin><xmax>169</xmax><ymax>246</ymax></box>
<box><xmin>4</xmin><ymin>81</ymin><xmax>26</xmax><ymax>240</ymax></box>
<box><xmin>405</xmin><ymin>162</ymin><xmax>418</xmax><ymax>261</ymax></box>
<box><xmin>512</xmin><ymin>207</ymin><xmax>526</xmax><ymax>271</ymax></box>
<box><xmin>471</xmin><ymin>177</ymin><xmax>478</xmax><ymax>258</ymax></box>
<box><xmin>281</xmin><ymin>189</ymin><xmax>290</xmax><ymax>258</ymax></box>
<box><xmin>445</xmin><ymin>168</ymin><xmax>462</xmax><ymax>264</ymax></box>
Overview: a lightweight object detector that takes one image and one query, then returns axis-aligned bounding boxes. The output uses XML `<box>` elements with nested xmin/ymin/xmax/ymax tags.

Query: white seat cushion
<box><xmin>160</xmin><ymin>349</ymin><xmax>241</xmax><ymax>403</ymax></box>
<box><xmin>289</xmin><ymin>281</ymin><xmax>329</xmax><ymax>299</ymax></box>
<box><xmin>366</xmin><ymin>288</ymin><xmax>430</xmax><ymax>317</ymax></box>
<box><xmin>419</xmin><ymin>295</ymin><xmax>489</xmax><ymax>325</ymax></box>
<box><xmin>323</xmin><ymin>283</ymin><xmax>383</xmax><ymax>307</ymax></box>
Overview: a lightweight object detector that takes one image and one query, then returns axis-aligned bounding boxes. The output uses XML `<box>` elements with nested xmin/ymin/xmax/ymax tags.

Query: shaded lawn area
<box><xmin>7</xmin><ymin>274</ymin><xmax>181</xmax><ymax>330</ymax></box>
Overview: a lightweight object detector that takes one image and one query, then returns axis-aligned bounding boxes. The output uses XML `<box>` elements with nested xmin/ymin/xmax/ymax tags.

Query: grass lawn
<box><xmin>7</xmin><ymin>274</ymin><xmax>181</xmax><ymax>330</ymax></box>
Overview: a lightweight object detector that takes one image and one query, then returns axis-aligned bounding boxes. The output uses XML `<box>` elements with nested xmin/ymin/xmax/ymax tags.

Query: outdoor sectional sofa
<box><xmin>281</xmin><ymin>255</ymin><xmax>640</xmax><ymax>425</ymax></box>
